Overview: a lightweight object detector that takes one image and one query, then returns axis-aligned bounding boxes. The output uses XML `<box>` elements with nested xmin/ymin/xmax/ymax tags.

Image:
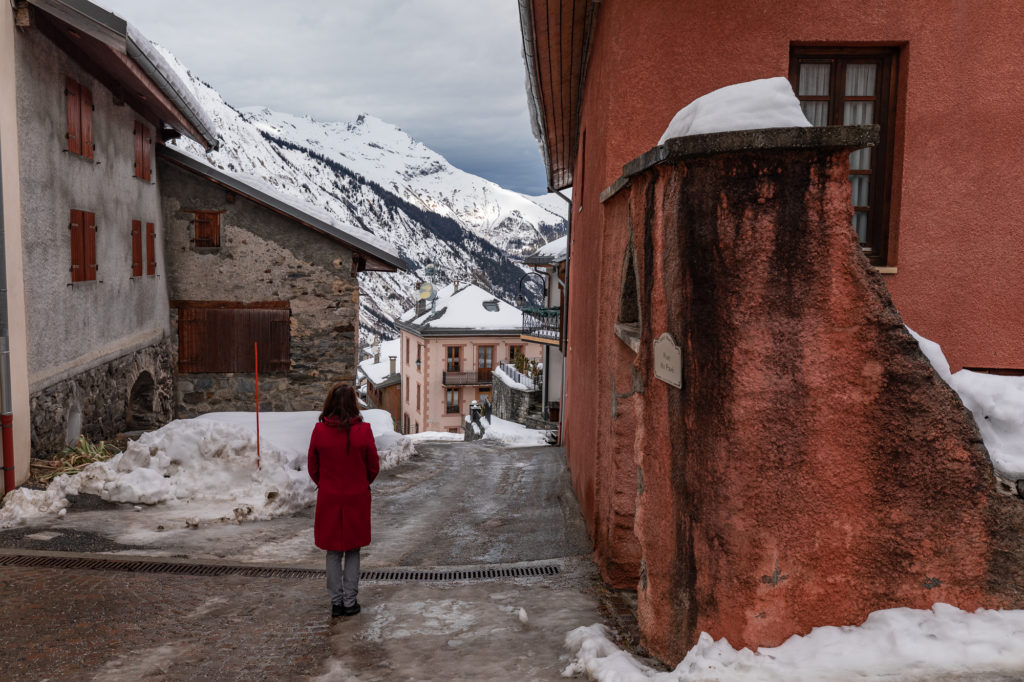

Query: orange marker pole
<box><xmin>255</xmin><ymin>341</ymin><xmax>261</xmax><ymax>471</ymax></box>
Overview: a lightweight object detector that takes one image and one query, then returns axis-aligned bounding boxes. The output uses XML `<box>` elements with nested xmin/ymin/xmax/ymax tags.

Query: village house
<box><xmin>521</xmin><ymin>235</ymin><xmax>567</xmax><ymax>439</ymax></box>
<box><xmin>357</xmin><ymin>337</ymin><xmax>401</xmax><ymax>431</ymax></box>
<box><xmin>395</xmin><ymin>282</ymin><xmax>540</xmax><ymax>434</ymax></box>
<box><xmin>519</xmin><ymin>0</ymin><xmax>1024</xmax><ymax>664</ymax></box>
<box><xmin>157</xmin><ymin>146</ymin><xmax>405</xmax><ymax>417</ymax></box>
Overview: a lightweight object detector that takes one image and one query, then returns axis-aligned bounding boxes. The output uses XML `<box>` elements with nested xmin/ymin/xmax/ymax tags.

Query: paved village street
<box><xmin>0</xmin><ymin>441</ymin><xmax>614</xmax><ymax>681</ymax></box>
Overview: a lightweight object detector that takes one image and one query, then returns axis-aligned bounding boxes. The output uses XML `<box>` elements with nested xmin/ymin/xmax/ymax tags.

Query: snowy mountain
<box><xmin>154</xmin><ymin>47</ymin><xmax>566</xmax><ymax>347</ymax></box>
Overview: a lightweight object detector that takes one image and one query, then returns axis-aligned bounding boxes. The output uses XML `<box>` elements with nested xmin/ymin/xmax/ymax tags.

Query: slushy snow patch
<box><xmin>908</xmin><ymin>328</ymin><xmax>1024</xmax><ymax>479</ymax></box>
<box><xmin>0</xmin><ymin>409</ymin><xmax>416</xmax><ymax>528</ymax></box>
<box><xmin>466</xmin><ymin>415</ymin><xmax>549</xmax><ymax>447</ymax></box>
<box><xmin>563</xmin><ymin>604</ymin><xmax>1024</xmax><ymax>681</ymax></box>
<box><xmin>658</xmin><ymin>77</ymin><xmax>810</xmax><ymax>145</ymax></box>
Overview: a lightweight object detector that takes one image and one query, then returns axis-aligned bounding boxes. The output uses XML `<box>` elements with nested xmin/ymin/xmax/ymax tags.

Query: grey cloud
<box><xmin>95</xmin><ymin>0</ymin><xmax>547</xmax><ymax>194</ymax></box>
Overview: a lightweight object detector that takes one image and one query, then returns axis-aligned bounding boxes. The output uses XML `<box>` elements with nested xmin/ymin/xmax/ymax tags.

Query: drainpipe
<box><xmin>0</xmin><ymin>137</ymin><xmax>14</xmax><ymax>494</ymax></box>
<box><xmin>555</xmin><ymin>189</ymin><xmax>572</xmax><ymax>445</ymax></box>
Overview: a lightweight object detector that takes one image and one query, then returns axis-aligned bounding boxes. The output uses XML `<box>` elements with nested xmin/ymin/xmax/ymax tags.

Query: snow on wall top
<box><xmin>359</xmin><ymin>338</ymin><xmax>402</xmax><ymax>386</ymax></box>
<box><xmin>399</xmin><ymin>283</ymin><xmax>524</xmax><ymax>331</ymax></box>
<box><xmin>658</xmin><ymin>77</ymin><xmax>811</xmax><ymax>146</ymax></box>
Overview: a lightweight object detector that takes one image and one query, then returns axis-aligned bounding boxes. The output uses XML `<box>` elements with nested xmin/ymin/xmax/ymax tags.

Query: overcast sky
<box><xmin>96</xmin><ymin>0</ymin><xmax>548</xmax><ymax>195</ymax></box>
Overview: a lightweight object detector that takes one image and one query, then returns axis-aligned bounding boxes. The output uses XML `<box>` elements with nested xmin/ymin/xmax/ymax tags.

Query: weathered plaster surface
<box><xmin>159</xmin><ymin>160</ymin><xmax>361</xmax><ymax>416</ymax></box>
<box><xmin>14</xmin><ymin>26</ymin><xmax>170</xmax><ymax>388</ymax></box>
<box><xmin>610</xmin><ymin>130</ymin><xmax>1024</xmax><ymax>662</ymax></box>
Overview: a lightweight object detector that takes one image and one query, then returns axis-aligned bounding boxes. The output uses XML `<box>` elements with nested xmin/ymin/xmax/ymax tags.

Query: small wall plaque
<box><xmin>653</xmin><ymin>332</ymin><xmax>682</xmax><ymax>388</ymax></box>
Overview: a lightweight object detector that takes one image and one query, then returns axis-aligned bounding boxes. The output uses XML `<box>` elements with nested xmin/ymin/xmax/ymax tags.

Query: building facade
<box><xmin>358</xmin><ymin>338</ymin><xmax>402</xmax><ymax>430</ymax></box>
<box><xmin>396</xmin><ymin>283</ymin><xmax>541</xmax><ymax>434</ymax></box>
<box><xmin>519</xmin><ymin>0</ymin><xmax>1024</xmax><ymax>663</ymax></box>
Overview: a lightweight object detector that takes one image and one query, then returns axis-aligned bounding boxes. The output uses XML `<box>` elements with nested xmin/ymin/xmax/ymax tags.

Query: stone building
<box><xmin>8</xmin><ymin>0</ymin><xmax>217</xmax><ymax>459</ymax></box>
<box><xmin>395</xmin><ymin>283</ymin><xmax>540</xmax><ymax>434</ymax></box>
<box><xmin>519</xmin><ymin>0</ymin><xmax>1024</xmax><ymax>664</ymax></box>
<box><xmin>158</xmin><ymin>146</ymin><xmax>406</xmax><ymax>417</ymax></box>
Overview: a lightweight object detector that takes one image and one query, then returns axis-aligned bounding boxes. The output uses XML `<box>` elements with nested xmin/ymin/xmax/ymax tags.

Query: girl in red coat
<box><xmin>308</xmin><ymin>382</ymin><xmax>380</xmax><ymax>617</ymax></box>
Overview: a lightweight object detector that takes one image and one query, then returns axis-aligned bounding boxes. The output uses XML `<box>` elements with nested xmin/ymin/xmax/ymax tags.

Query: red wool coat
<box><xmin>307</xmin><ymin>415</ymin><xmax>380</xmax><ymax>551</ymax></box>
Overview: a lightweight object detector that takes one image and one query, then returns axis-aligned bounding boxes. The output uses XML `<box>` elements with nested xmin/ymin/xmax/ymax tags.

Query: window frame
<box><xmin>507</xmin><ymin>344</ymin><xmax>525</xmax><ymax>363</ymax></box>
<box><xmin>445</xmin><ymin>387</ymin><xmax>461</xmax><ymax>414</ymax></box>
<box><xmin>789</xmin><ymin>46</ymin><xmax>900</xmax><ymax>266</ymax></box>
<box><xmin>445</xmin><ymin>345</ymin><xmax>461</xmax><ymax>372</ymax></box>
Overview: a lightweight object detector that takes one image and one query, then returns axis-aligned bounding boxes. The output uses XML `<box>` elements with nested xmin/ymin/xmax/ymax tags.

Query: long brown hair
<box><xmin>319</xmin><ymin>382</ymin><xmax>361</xmax><ymax>424</ymax></box>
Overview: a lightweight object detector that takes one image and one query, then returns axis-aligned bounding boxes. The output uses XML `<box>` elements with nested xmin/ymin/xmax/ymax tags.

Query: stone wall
<box><xmin>596</xmin><ymin>127</ymin><xmax>1024</xmax><ymax>661</ymax></box>
<box><xmin>492</xmin><ymin>367</ymin><xmax>540</xmax><ymax>423</ymax></box>
<box><xmin>158</xmin><ymin>159</ymin><xmax>361</xmax><ymax>417</ymax></box>
<box><xmin>29</xmin><ymin>338</ymin><xmax>174</xmax><ymax>456</ymax></box>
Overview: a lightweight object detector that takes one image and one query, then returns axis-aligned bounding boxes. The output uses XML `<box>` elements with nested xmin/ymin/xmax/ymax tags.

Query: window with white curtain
<box><xmin>789</xmin><ymin>48</ymin><xmax>899</xmax><ymax>266</ymax></box>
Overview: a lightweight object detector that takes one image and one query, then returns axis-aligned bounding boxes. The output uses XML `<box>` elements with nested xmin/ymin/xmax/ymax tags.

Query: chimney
<box><xmin>389</xmin><ymin>356</ymin><xmax>397</xmax><ymax>375</ymax></box>
<box><xmin>453</xmin><ymin>278</ymin><xmax>460</xmax><ymax>292</ymax></box>
<box><xmin>374</xmin><ymin>347</ymin><xmax>380</xmax><ymax>363</ymax></box>
<box><xmin>416</xmin><ymin>299</ymin><xmax>427</xmax><ymax>316</ymax></box>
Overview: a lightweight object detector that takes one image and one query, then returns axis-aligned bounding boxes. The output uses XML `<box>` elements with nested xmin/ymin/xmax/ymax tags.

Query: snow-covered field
<box><xmin>0</xmin><ymin>409</ymin><xmax>413</xmax><ymax>529</ymax></box>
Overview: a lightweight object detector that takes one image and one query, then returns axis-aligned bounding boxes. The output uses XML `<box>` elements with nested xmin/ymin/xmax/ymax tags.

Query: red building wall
<box><xmin>564</xmin><ymin>0</ymin><xmax>1024</xmax><ymax>590</ymax></box>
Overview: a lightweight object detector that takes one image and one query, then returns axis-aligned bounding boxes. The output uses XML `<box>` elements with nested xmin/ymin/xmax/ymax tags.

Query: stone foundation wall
<box><xmin>29</xmin><ymin>338</ymin><xmax>174</xmax><ymax>456</ymax></box>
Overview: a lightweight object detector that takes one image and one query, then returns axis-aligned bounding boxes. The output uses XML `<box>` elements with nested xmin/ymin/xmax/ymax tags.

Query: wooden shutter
<box><xmin>131</xmin><ymin>220</ymin><xmax>142</xmax><ymax>276</ymax></box>
<box><xmin>133</xmin><ymin>121</ymin><xmax>143</xmax><ymax>179</ymax></box>
<box><xmin>83</xmin><ymin>211</ymin><xmax>97</xmax><ymax>281</ymax></box>
<box><xmin>177</xmin><ymin>304</ymin><xmax>290</xmax><ymax>373</ymax></box>
<box><xmin>65</xmin><ymin>78</ymin><xmax>81</xmax><ymax>155</ymax></box>
<box><xmin>80</xmin><ymin>86</ymin><xmax>93</xmax><ymax>160</ymax></box>
<box><xmin>69</xmin><ymin>209</ymin><xmax>84</xmax><ymax>281</ymax></box>
<box><xmin>142</xmin><ymin>127</ymin><xmax>152</xmax><ymax>181</ymax></box>
<box><xmin>193</xmin><ymin>212</ymin><xmax>221</xmax><ymax>248</ymax></box>
<box><xmin>146</xmin><ymin>222</ymin><xmax>156</xmax><ymax>275</ymax></box>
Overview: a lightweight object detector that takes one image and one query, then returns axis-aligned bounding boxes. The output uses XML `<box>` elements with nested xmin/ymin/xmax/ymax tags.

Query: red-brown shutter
<box><xmin>193</xmin><ymin>212</ymin><xmax>221</xmax><ymax>247</ymax></box>
<box><xmin>65</xmin><ymin>78</ymin><xmax>81</xmax><ymax>156</ymax></box>
<box><xmin>142</xmin><ymin>128</ymin><xmax>152</xmax><ymax>182</ymax></box>
<box><xmin>69</xmin><ymin>209</ymin><xmax>83</xmax><ymax>281</ymax></box>
<box><xmin>80</xmin><ymin>86</ymin><xmax>93</xmax><ymax>160</ymax></box>
<box><xmin>133</xmin><ymin>121</ymin><xmax>143</xmax><ymax>179</ymax></box>
<box><xmin>83</xmin><ymin>211</ymin><xmax>97</xmax><ymax>281</ymax></box>
<box><xmin>131</xmin><ymin>220</ymin><xmax>142</xmax><ymax>276</ymax></box>
<box><xmin>146</xmin><ymin>222</ymin><xmax>156</xmax><ymax>275</ymax></box>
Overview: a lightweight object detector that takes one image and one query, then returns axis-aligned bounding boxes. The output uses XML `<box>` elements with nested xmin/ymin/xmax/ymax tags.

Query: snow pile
<box><xmin>658</xmin><ymin>77</ymin><xmax>810</xmax><ymax>145</ymax></box>
<box><xmin>0</xmin><ymin>410</ymin><xmax>417</xmax><ymax>528</ymax></box>
<box><xmin>564</xmin><ymin>604</ymin><xmax>1024</xmax><ymax>681</ymax></box>
<box><xmin>466</xmin><ymin>415</ymin><xmax>549</xmax><ymax>447</ymax></box>
<box><xmin>404</xmin><ymin>431</ymin><xmax>464</xmax><ymax>442</ymax></box>
<box><xmin>909</xmin><ymin>329</ymin><xmax>1024</xmax><ymax>479</ymax></box>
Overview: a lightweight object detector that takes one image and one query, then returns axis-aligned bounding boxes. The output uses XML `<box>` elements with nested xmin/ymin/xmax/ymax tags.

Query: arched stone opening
<box><xmin>126</xmin><ymin>371</ymin><xmax>157</xmax><ymax>430</ymax></box>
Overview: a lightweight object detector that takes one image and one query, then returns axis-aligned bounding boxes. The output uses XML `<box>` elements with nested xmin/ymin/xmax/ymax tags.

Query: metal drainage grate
<box><xmin>361</xmin><ymin>565</ymin><xmax>560</xmax><ymax>582</ymax></box>
<box><xmin>0</xmin><ymin>554</ymin><xmax>323</xmax><ymax>579</ymax></box>
<box><xmin>0</xmin><ymin>554</ymin><xmax>560</xmax><ymax>582</ymax></box>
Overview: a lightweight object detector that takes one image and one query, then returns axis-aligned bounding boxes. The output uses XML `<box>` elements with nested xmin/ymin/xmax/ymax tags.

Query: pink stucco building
<box><xmin>396</xmin><ymin>283</ymin><xmax>541</xmax><ymax>434</ymax></box>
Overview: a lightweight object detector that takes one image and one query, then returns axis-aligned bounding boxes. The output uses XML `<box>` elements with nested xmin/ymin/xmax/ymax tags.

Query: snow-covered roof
<box><xmin>26</xmin><ymin>0</ymin><xmax>218</xmax><ymax>149</ymax></box>
<box><xmin>524</xmin><ymin>235</ymin><xmax>568</xmax><ymax>265</ymax></box>
<box><xmin>397</xmin><ymin>283</ymin><xmax>524</xmax><ymax>335</ymax></box>
<box><xmin>658</xmin><ymin>77</ymin><xmax>811</xmax><ymax>145</ymax></box>
<box><xmin>358</xmin><ymin>338</ymin><xmax>401</xmax><ymax>387</ymax></box>
<box><xmin>159</xmin><ymin>145</ymin><xmax>407</xmax><ymax>271</ymax></box>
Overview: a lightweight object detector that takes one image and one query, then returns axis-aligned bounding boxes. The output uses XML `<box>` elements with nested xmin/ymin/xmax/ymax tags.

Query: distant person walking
<box><xmin>308</xmin><ymin>382</ymin><xmax>379</xmax><ymax>618</ymax></box>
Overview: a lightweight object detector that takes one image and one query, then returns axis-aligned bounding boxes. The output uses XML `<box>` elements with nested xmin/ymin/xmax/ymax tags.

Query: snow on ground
<box><xmin>467</xmin><ymin>415</ymin><xmax>550</xmax><ymax>447</ymax></box>
<box><xmin>910</xmin><ymin>329</ymin><xmax>1024</xmax><ymax>479</ymax></box>
<box><xmin>0</xmin><ymin>409</ymin><xmax>415</xmax><ymax>528</ymax></box>
<box><xmin>658</xmin><ymin>77</ymin><xmax>810</xmax><ymax>145</ymax></box>
<box><xmin>404</xmin><ymin>431</ymin><xmax>464</xmax><ymax>442</ymax></box>
<box><xmin>564</xmin><ymin>604</ymin><xmax>1024</xmax><ymax>681</ymax></box>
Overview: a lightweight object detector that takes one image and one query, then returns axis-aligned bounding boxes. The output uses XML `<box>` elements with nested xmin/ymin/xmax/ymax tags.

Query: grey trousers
<box><xmin>326</xmin><ymin>549</ymin><xmax>360</xmax><ymax>607</ymax></box>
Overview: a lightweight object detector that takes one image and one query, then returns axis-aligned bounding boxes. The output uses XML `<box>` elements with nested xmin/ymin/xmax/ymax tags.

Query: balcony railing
<box><xmin>522</xmin><ymin>307</ymin><xmax>561</xmax><ymax>343</ymax></box>
<box><xmin>442</xmin><ymin>370</ymin><xmax>493</xmax><ymax>386</ymax></box>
